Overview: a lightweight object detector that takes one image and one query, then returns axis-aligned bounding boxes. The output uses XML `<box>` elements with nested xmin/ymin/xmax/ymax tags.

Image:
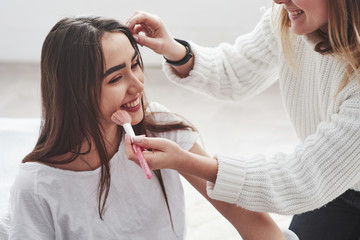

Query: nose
<box><xmin>127</xmin><ymin>72</ymin><xmax>144</xmax><ymax>95</ymax></box>
<box><xmin>273</xmin><ymin>0</ymin><xmax>290</xmax><ymax>4</ymax></box>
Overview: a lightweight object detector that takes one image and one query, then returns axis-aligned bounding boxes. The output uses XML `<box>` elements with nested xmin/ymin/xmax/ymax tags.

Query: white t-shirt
<box><xmin>9</xmin><ymin>102</ymin><xmax>198</xmax><ymax>240</ymax></box>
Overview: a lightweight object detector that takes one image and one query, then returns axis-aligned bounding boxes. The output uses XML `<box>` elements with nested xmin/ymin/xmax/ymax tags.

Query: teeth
<box><xmin>290</xmin><ymin>10</ymin><xmax>304</xmax><ymax>16</ymax></box>
<box><xmin>123</xmin><ymin>97</ymin><xmax>140</xmax><ymax>108</ymax></box>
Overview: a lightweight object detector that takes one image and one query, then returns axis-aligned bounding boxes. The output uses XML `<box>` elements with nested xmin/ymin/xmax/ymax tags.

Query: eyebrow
<box><xmin>103</xmin><ymin>51</ymin><xmax>138</xmax><ymax>78</ymax></box>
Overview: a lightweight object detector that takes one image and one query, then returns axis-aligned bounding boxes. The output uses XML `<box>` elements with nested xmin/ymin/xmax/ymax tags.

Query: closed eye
<box><xmin>108</xmin><ymin>76</ymin><xmax>122</xmax><ymax>84</ymax></box>
<box><xmin>131</xmin><ymin>60</ymin><xmax>140</xmax><ymax>69</ymax></box>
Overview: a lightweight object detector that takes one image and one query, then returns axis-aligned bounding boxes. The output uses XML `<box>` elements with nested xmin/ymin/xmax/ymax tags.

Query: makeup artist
<box><xmin>125</xmin><ymin>1</ymin><xmax>360</xmax><ymax>239</ymax></box>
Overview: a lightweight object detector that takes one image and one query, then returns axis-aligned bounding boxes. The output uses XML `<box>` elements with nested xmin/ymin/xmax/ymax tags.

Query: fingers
<box><xmin>125</xmin><ymin>134</ymin><xmax>160</xmax><ymax>170</ymax></box>
<box><xmin>125</xmin><ymin>134</ymin><xmax>164</xmax><ymax>168</ymax></box>
<box><xmin>141</xmin><ymin>150</ymin><xmax>166</xmax><ymax>169</ymax></box>
<box><xmin>133</xmin><ymin>135</ymin><xmax>171</xmax><ymax>150</ymax></box>
<box><xmin>133</xmin><ymin>25</ymin><xmax>144</xmax><ymax>35</ymax></box>
<box><xmin>125</xmin><ymin>11</ymin><xmax>174</xmax><ymax>55</ymax></box>
<box><xmin>126</xmin><ymin>11</ymin><xmax>162</xmax><ymax>33</ymax></box>
<box><xmin>125</xmin><ymin>134</ymin><xmax>139</xmax><ymax>164</ymax></box>
<box><xmin>125</xmin><ymin>135</ymin><xmax>185</xmax><ymax>170</ymax></box>
<box><xmin>133</xmin><ymin>34</ymin><xmax>163</xmax><ymax>53</ymax></box>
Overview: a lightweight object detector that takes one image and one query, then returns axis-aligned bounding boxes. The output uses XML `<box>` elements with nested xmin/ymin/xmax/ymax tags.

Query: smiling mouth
<box><xmin>289</xmin><ymin>10</ymin><xmax>304</xmax><ymax>16</ymax></box>
<box><xmin>121</xmin><ymin>97</ymin><xmax>141</xmax><ymax>109</ymax></box>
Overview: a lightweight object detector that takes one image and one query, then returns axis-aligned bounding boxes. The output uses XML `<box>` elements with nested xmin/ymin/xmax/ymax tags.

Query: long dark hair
<box><xmin>23</xmin><ymin>16</ymin><xmax>196</xmax><ymax>221</ymax></box>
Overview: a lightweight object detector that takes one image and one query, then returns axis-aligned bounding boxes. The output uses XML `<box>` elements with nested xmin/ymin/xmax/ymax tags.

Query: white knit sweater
<box><xmin>163</xmin><ymin>9</ymin><xmax>360</xmax><ymax>215</ymax></box>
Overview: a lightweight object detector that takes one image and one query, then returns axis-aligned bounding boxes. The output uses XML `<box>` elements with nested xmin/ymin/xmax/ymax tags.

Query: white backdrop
<box><xmin>0</xmin><ymin>1</ymin><xmax>298</xmax><ymax>238</ymax></box>
<box><xmin>0</xmin><ymin>0</ymin><xmax>272</xmax><ymax>65</ymax></box>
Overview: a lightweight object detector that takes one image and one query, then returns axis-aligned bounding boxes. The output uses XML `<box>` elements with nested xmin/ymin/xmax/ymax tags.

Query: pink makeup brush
<box><xmin>111</xmin><ymin>110</ymin><xmax>152</xmax><ymax>179</ymax></box>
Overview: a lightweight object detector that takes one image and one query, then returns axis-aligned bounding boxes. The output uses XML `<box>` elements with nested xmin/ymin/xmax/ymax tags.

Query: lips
<box><xmin>285</xmin><ymin>8</ymin><xmax>304</xmax><ymax>17</ymax></box>
<box><xmin>289</xmin><ymin>10</ymin><xmax>304</xmax><ymax>16</ymax></box>
<box><xmin>122</xmin><ymin>97</ymin><xmax>140</xmax><ymax>108</ymax></box>
<box><xmin>121</xmin><ymin>97</ymin><xmax>141</xmax><ymax>112</ymax></box>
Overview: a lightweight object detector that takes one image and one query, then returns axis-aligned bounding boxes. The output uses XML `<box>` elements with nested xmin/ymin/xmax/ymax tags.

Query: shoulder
<box><xmin>145</xmin><ymin>102</ymin><xmax>199</xmax><ymax>151</ymax></box>
<box><xmin>224</xmin><ymin>7</ymin><xmax>281</xmax><ymax>63</ymax></box>
<box><xmin>11</xmin><ymin>163</ymin><xmax>39</xmax><ymax>194</ymax></box>
<box><xmin>145</xmin><ymin>102</ymin><xmax>181</xmax><ymax>124</ymax></box>
<box><xmin>146</xmin><ymin>102</ymin><xmax>170</xmax><ymax>114</ymax></box>
<box><xmin>253</xmin><ymin>7</ymin><xmax>279</xmax><ymax>41</ymax></box>
<box><xmin>10</xmin><ymin>164</ymin><xmax>44</xmax><ymax>217</ymax></box>
<box><xmin>11</xmin><ymin>163</ymin><xmax>60</xmax><ymax>196</ymax></box>
<box><xmin>9</xmin><ymin>164</ymin><xmax>55</xmax><ymax>236</ymax></box>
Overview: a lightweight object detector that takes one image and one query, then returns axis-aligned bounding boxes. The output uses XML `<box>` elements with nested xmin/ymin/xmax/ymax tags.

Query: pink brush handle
<box><xmin>132</xmin><ymin>143</ymin><xmax>152</xmax><ymax>179</ymax></box>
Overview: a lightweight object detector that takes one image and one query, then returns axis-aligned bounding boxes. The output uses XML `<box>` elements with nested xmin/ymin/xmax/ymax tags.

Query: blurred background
<box><xmin>1</xmin><ymin>0</ymin><xmax>272</xmax><ymax>64</ymax></box>
<box><xmin>0</xmin><ymin>0</ymin><xmax>299</xmax><ymax>239</ymax></box>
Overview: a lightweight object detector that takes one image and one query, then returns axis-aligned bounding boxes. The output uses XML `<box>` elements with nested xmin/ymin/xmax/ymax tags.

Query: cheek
<box><xmin>311</xmin><ymin>1</ymin><xmax>328</xmax><ymax>24</ymax></box>
<box><xmin>318</xmin><ymin>8</ymin><xmax>328</xmax><ymax>25</ymax></box>
<box><xmin>307</xmin><ymin>11</ymin><xmax>328</xmax><ymax>32</ymax></box>
<box><xmin>100</xmin><ymin>85</ymin><xmax>127</xmax><ymax>118</ymax></box>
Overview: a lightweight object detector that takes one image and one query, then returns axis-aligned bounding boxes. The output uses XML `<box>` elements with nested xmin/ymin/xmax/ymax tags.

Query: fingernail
<box><xmin>133</xmin><ymin>136</ymin><xmax>142</xmax><ymax>143</ymax></box>
<box><xmin>133</xmin><ymin>35</ymin><xmax>139</xmax><ymax>42</ymax></box>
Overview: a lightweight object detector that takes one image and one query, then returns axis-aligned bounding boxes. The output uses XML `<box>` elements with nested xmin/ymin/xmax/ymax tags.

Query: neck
<box><xmin>101</xmin><ymin>124</ymin><xmax>120</xmax><ymax>157</ymax></box>
<box><xmin>75</xmin><ymin>124</ymin><xmax>120</xmax><ymax>171</ymax></box>
<box><xmin>320</xmin><ymin>23</ymin><xmax>328</xmax><ymax>33</ymax></box>
<box><xmin>38</xmin><ymin>125</ymin><xmax>121</xmax><ymax>172</ymax></box>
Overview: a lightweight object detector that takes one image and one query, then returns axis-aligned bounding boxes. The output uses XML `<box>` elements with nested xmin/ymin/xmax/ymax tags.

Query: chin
<box><xmin>292</xmin><ymin>25</ymin><xmax>321</xmax><ymax>36</ymax></box>
<box><xmin>131</xmin><ymin>109</ymin><xmax>144</xmax><ymax>125</ymax></box>
<box><xmin>291</xmin><ymin>26</ymin><xmax>305</xmax><ymax>35</ymax></box>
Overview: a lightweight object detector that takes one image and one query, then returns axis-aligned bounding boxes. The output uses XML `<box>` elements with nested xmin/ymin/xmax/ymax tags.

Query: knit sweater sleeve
<box><xmin>163</xmin><ymin>9</ymin><xmax>279</xmax><ymax>101</ymax></box>
<box><xmin>207</xmin><ymin>79</ymin><xmax>360</xmax><ymax>215</ymax></box>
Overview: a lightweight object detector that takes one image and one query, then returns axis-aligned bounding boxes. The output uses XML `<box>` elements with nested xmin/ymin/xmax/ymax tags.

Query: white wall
<box><xmin>0</xmin><ymin>0</ymin><xmax>272</xmax><ymax>65</ymax></box>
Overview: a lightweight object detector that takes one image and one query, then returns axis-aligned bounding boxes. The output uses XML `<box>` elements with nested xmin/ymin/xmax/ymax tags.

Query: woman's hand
<box><xmin>126</xmin><ymin>11</ymin><xmax>187</xmax><ymax>62</ymax></box>
<box><xmin>124</xmin><ymin>135</ymin><xmax>188</xmax><ymax>170</ymax></box>
<box><xmin>126</xmin><ymin>137</ymin><xmax>286</xmax><ymax>239</ymax></box>
<box><xmin>125</xmin><ymin>135</ymin><xmax>219</xmax><ymax>182</ymax></box>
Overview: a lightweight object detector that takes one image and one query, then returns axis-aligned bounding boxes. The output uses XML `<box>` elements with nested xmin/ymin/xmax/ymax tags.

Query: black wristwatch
<box><xmin>164</xmin><ymin>39</ymin><xmax>193</xmax><ymax>66</ymax></box>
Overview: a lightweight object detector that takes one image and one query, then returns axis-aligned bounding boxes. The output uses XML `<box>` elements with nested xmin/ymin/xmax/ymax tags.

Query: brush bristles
<box><xmin>111</xmin><ymin>110</ymin><xmax>132</xmax><ymax>126</ymax></box>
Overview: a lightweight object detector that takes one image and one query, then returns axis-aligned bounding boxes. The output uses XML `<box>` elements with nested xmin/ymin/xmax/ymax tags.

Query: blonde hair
<box><xmin>274</xmin><ymin>0</ymin><xmax>360</xmax><ymax>94</ymax></box>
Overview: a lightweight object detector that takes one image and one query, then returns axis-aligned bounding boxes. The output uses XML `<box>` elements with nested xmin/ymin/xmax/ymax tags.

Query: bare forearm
<box><xmin>177</xmin><ymin>150</ymin><xmax>218</xmax><ymax>183</ymax></box>
<box><xmin>183</xmin><ymin>144</ymin><xmax>285</xmax><ymax>239</ymax></box>
<box><xmin>222</xmin><ymin>206</ymin><xmax>286</xmax><ymax>240</ymax></box>
<box><xmin>126</xmin><ymin>138</ymin><xmax>286</xmax><ymax>239</ymax></box>
<box><xmin>182</xmin><ymin>173</ymin><xmax>285</xmax><ymax>240</ymax></box>
<box><xmin>164</xmin><ymin>41</ymin><xmax>195</xmax><ymax>78</ymax></box>
<box><xmin>169</xmin><ymin>56</ymin><xmax>194</xmax><ymax>78</ymax></box>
